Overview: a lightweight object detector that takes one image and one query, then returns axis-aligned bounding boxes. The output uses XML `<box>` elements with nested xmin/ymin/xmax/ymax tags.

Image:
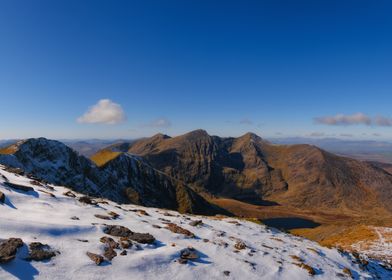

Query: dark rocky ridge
<box><xmin>0</xmin><ymin>138</ymin><xmax>225</xmax><ymax>215</ymax></box>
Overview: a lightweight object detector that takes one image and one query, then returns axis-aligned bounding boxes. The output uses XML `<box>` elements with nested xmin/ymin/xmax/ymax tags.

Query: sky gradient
<box><xmin>1</xmin><ymin>0</ymin><xmax>392</xmax><ymax>140</ymax></box>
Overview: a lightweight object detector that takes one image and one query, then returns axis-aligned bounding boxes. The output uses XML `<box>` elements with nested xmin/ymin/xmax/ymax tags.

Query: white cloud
<box><xmin>143</xmin><ymin>117</ymin><xmax>172</xmax><ymax>128</ymax></box>
<box><xmin>314</xmin><ymin>113</ymin><xmax>392</xmax><ymax>127</ymax></box>
<box><xmin>77</xmin><ymin>99</ymin><xmax>126</xmax><ymax>125</ymax></box>
<box><xmin>314</xmin><ymin>113</ymin><xmax>371</xmax><ymax>126</ymax></box>
<box><xmin>309</xmin><ymin>132</ymin><xmax>325</xmax><ymax>137</ymax></box>
<box><xmin>239</xmin><ymin>118</ymin><xmax>253</xmax><ymax>125</ymax></box>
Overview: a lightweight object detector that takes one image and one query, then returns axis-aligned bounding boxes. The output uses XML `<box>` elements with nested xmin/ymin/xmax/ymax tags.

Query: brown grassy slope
<box><xmin>123</xmin><ymin>130</ymin><xmax>392</xmax><ymax>220</ymax></box>
<box><xmin>90</xmin><ymin>149</ymin><xmax>121</xmax><ymax>167</ymax></box>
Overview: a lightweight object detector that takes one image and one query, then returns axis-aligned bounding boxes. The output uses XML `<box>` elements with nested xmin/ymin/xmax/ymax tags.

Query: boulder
<box><xmin>103</xmin><ymin>225</ymin><xmax>155</xmax><ymax>244</ymax></box>
<box><xmin>189</xmin><ymin>220</ymin><xmax>203</xmax><ymax>227</ymax></box>
<box><xmin>86</xmin><ymin>252</ymin><xmax>104</xmax><ymax>265</ymax></box>
<box><xmin>26</xmin><ymin>242</ymin><xmax>57</xmax><ymax>261</ymax></box>
<box><xmin>79</xmin><ymin>196</ymin><xmax>97</xmax><ymax>205</ymax></box>
<box><xmin>0</xmin><ymin>238</ymin><xmax>23</xmax><ymax>263</ymax></box>
<box><xmin>4</xmin><ymin>182</ymin><xmax>34</xmax><ymax>192</ymax></box>
<box><xmin>100</xmin><ymin>236</ymin><xmax>119</xmax><ymax>249</ymax></box>
<box><xmin>103</xmin><ymin>247</ymin><xmax>117</xmax><ymax>261</ymax></box>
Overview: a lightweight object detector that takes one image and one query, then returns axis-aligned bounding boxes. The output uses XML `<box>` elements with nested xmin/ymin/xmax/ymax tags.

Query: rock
<box><xmin>152</xmin><ymin>225</ymin><xmax>161</xmax><ymax>229</ymax></box>
<box><xmin>119</xmin><ymin>238</ymin><xmax>132</xmax><ymax>249</ymax></box>
<box><xmin>100</xmin><ymin>237</ymin><xmax>119</xmax><ymax>249</ymax></box>
<box><xmin>189</xmin><ymin>220</ymin><xmax>203</xmax><ymax>227</ymax></box>
<box><xmin>70</xmin><ymin>216</ymin><xmax>80</xmax><ymax>220</ymax></box>
<box><xmin>178</xmin><ymin>258</ymin><xmax>188</xmax><ymax>264</ymax></box>
<box><xmin>63</xmin><ymin>191</ymin><xmax>76</xmax><ymax>198</ymax></box>
<box><xmin>4</xmin><ymin>182</ymin><xmax>34</xmax><ymax>192</ymax></box>
<box><xmin>0</xmin><ymin>238</ymin><xmax>23</xmax><ymax>263</ymax></box>
<box><xmin>86</xmin><ymin>251</ymin><xmax>104</xmax><ymax>265</ymax></box>
<box><xmin>77</xmin><ymin>239</ymin><xmax>89</xmax><ymax>243</ymax></box>
<box><xmin>103</xmin><ymin>247</ymin><xmax>117</xmax><ymax>261</ymax></box>
<box><xmin>0</xmin><ymin>191</ymin><xmax>5</xmax><ymax>203</ymax></box>
<box><xmin>79</xmin><ymin>196</ymin><xmax>97</xmax><ymax>205</ymax></box>
<box><xmin>4</xmin><ymin>167</ymin><xmax>24</xmax><ymax>175</ymax></box>
<box><xmin>223</xmin><ymin>271</ymin><xmax>231</xmax><ymax>276</ymax></box>
<box><xmin>120</xmin><ymin>250</ymin><xmax>127</xmax><ymax>256</ymax></box>
<box><xmin>129</xmin><ymin>232</ymin><xmax>155</xmax><ymax>244</ymax></box>
<box><xmin>103</xmin><ymin>225</ymin><xmax>132</xmax><ymax>237</ymax></box>
<box><xmin>180</xmin><ymin>247</ymin><xmax>199</xmax><ymax>260</ymax></box>
<box><xmin>26</xmin><ymin>242</ymin><xmax>57</xmax><ymax>261</ymax></box>
<box><xmin>38</xmin><ymin>189</ymin><xmax>56</xmax><ymax>198</ymax></box>
<box><xmin>108</xmin><ymin>211</ymin><xmax>119</xmax><ymax>219</ymax></box>
<box><xmin>30</xmin><ymin>180</ymin><xmax>43</xmax><ymax>187</ymax></box>
<box><xmin>137</xmin><ymin>210</ymin><xmax>149</xmax><ymax>216</ymax></box>
<box><xmin>103</xmin><ymin>225</ymin><xmax>155</xmax><ymax>244</ymax></box>
<box><xmin>164</xmin><ymin>223</ymin><xmax>195</xmax><ymax>238</ymax></box>
<box><xmin>94</xmin><ymin>214</ymin><xmax>112</xmax><ymax>220</ymax></box>
<box><xmin>234</xmin><ymin>241</ymin><xmax>247</xmax><ymax>250</ymax></box>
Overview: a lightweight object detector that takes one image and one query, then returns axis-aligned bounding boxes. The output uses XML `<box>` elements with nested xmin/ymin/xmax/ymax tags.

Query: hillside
<box><xmin>0</xmin><ymin>165</ymin><xmax>390</xmax><ymax>279</ymax></box>
<box><xmin>0</xmin><ymin>138</ymin><xmax>222</xmax><ymax>215</ymax></box>
<box><xmin>104</xmin><ymin>130</ymin><xmax>392</xmax><ymax>219</ymax></box>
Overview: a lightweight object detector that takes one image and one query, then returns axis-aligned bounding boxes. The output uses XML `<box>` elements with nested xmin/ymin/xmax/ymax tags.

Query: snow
<box><xmin>0</xmin><ymin>165</ymin><xmax>391</xmax><ymax>280</ymax></box>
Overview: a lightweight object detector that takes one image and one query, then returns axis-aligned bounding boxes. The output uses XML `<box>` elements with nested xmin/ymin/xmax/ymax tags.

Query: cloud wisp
<box><xmin>314</xmin><ymin>113</ymin><xmax>392</xmax><ymax>127</ymax></box>
<box><xmin>77</xmin><ymin>99</ymin><xmax>126</xmax><ymax>125</ymax></box>
<box><xmin>142</xmin><ymin>117</ymin><xmax>172</xmax><ymax>128</ymax></box>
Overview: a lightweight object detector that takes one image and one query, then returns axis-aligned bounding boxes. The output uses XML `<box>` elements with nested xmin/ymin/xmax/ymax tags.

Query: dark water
<box><xmin>262</xmin><ymin>217</ymin><xmax>321</xmax><ymax>230</ymax></box>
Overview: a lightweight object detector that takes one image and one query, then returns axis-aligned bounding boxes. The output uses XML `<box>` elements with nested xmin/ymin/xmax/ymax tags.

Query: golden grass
<box><xmin>319</xmin><ymin>225</ymin><xmax>378</xmax><ymax>249</ymax></box>
<box><xmin>90</xmin><ymin>149</ymin><xmax>121</xmax><ymax>167</ymax></box>
<box><xmin>0</xmin><ymin>146</ymin><xmax>18</xmax><ymax>155</ymax></box>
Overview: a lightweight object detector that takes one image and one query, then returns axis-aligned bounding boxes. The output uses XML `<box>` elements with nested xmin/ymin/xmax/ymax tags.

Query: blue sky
<box><xmin>1</xmin><ymin>0</ymin><xmax>392</xmax><ymax>140</ymax></box>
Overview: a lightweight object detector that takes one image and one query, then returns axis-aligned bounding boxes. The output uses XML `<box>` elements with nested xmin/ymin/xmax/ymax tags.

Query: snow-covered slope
<box><xmin>0</xmin><ymin>165</ymin><xmax>390</xmax><ymax>280</ymax></box>
<box><xmin>0</xmin><ymin>138</ymin><xmax>220</xmax><ymax>214</ymax></box>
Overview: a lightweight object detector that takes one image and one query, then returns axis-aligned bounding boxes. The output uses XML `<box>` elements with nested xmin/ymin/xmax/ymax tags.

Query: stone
<box><xmin>63</xmin><ymin>191</ymin><xmax>76</xmax><ymax>198</ymax></box>
<box><xmin>103</xmin><ymin>225</ymin><xmax>155</xmax><ymax>244</ymax></box>
<box><xmin>120</xmin><ymin>250</ymin><xmax>127</xmax><ymax>256</ymax></box>
<box><xmin>4</xmin><ymin>182</ymin><xmax>34</xmax><ymax>192</ymax></box>
<box><xmin>79</xmin><ymin>196</ymin><xmax>97</xmax><ymax>205</ymax></box>
<box><xmin>103</xmin><ymin>247</ymin><xmax>117</xmax><ymax>261</ymax></box>
<box><xmin>234</xmin><ymin>241</ymin><xmax>247</xmax><ymax>250</ymax></box>
<box><xmin>94</xmin><ymin>214</ymin><xmax>112</xmax><ymax>220</ymax></box>
<box><xmin>189</xmin><ymin>220</ymin><xmax>203</xmax><ymax>227</ymax></box>
<box><xmin>0</xmin><ymin>238</ymin><xmax>23</xmax><ymax>263</ymax></box>
<box><xmin>26</xmin><ymin>242</ymin><xmax>57</xmax><ymax>261</ymax></box>
<box><xmin>180</xmin><ymin>247</ymin><xmax>199</xmax><ymax>260</ymax></box>
<box><xmin>165</xmin><ymin>223</ymin><xmax>195</xmax><ymax>238</ymax></box>
<box><xmin>100</xmin><ymin>237</ymin><xmax>119</xmax><ymax>249</ymax></box>
<box><xmin>86</xmin><ymin>252</ymin><xmax>104</xmax><ymax>265</ymax></box>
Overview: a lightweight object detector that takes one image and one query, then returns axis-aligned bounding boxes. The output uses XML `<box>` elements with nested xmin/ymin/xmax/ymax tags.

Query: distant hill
<box><xmin>99</xmin><ymin>130</ymin><xmax>392</xmax><ymax>222</ymax></box>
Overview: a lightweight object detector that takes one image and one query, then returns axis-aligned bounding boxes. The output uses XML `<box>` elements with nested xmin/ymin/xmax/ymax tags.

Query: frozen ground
<box><xmin>0</xmin><ymin>165</ymin><xmax>391</xmax><ymax>280</ymax></box>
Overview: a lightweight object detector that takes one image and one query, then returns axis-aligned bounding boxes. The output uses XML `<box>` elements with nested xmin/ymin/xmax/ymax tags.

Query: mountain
<box><xmin>0</xmin><ymin>166</ymin><xmax>390</xmax><ymax>279</ymax></box>
<box><xmin>102</xmin><ymin>130</ymin><xmax>392</xmax><ymax>221</ymax></box>
<box><xmin>0</xmin><ymin>138</ymin><xmax>223</xmax><ymax>215</ymax></box>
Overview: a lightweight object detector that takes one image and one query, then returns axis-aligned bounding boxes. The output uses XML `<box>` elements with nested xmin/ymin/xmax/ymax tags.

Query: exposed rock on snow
<box><xmin>1</xmin><ymin>165</ymin><xmax>392</xmax><ymax>279</ymax></box>
<box><xmin>26</xmin><ymin>242</ymin><xmax>58</xmax><ymax>262</ymax></box>
<box><xmin>0</xmin><ymin>238</ymin><xmax>23</xmax><ymax>263</ymax></box>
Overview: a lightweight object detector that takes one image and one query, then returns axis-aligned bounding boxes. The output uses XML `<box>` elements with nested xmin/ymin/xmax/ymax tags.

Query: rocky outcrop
<box><xmin>0</xmin><ymin>138</ymin><xmax>225</xmax><ymax>215</ymax></box>
<box><xmin>0</xmin><ymin>238</ymin><xmax>23</xmax><ymax>263</ymax></box>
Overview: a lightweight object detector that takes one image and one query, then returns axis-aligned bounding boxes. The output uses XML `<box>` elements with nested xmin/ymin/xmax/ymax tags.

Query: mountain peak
<box><xmin>181</xmin><ymin>129</ymin><xmax>210</xmax><ymax>139</ymax></box>
<box><xmin>151</xmin><ymin>133</ymin><xmax>171</xmax><ymax>140</ymax></box>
